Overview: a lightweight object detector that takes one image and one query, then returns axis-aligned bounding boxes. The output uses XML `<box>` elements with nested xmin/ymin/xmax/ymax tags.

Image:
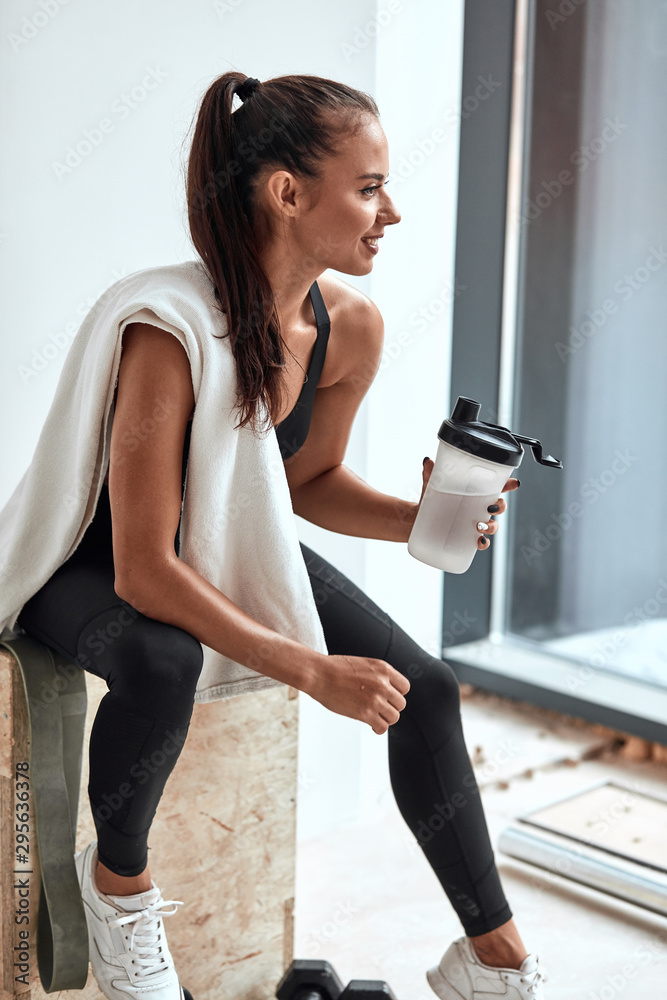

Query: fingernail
<box><xmin>476</xmin><ymin>521</ymin><xmax>489</xmax><ymax>531</ymax></box>
<box><xmin>487</xmin><ymin>504</ymin><xmax>500</xmax><ymax>513</ymax></box>
<box><xmin>515</xmin><ymin>479</ymin><xmax>521</xmax><ymax>487</ymax></box>
<box><xmin>423</xmin><ymin>456</ymin><xmax>429</xmax><ymax>466</ymax></box>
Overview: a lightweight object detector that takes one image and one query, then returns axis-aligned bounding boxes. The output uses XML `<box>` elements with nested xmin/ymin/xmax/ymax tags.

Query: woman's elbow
<box><xmin>113</xmin><ymin>554</ymin><xmax>175</xmax><ymax>615</ymax></box>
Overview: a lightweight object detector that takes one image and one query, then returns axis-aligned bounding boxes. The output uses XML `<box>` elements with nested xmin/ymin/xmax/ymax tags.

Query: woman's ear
<box><xmin>263</xmin><ymin>169</ymin><xmax>301</xmax><ymax>219</ymax></box>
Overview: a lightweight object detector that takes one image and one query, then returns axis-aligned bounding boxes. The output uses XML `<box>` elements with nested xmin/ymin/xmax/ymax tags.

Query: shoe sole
<box><xmin>426</xmin><ymin>964</ymin><xmax>466</xmax><ymax>1000</ymax></box>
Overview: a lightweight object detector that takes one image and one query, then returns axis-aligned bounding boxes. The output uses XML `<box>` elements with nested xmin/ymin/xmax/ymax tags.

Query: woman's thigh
<box><xmin>301</xmin><ymin>544</ymin><xmax>460</xmax><ymax>700</ymax></box>
<box><xmin>16</xmin><ymin>553</ymin><xmax>203</xmax><ymax>715</ymax></box>
<box><xmin>17</xmin><ymin>553</ymin><xmax>125</xmax><ymax>671</ymax></box>
<box><xmin>299</xmin><ymin>542</ymin><xmax>394</xmax><ymax>659</ymax></box>
<box><xmin>299</xmin><ymin>542</ymin><xmax>463</xmax><ymax>741</ymax></box>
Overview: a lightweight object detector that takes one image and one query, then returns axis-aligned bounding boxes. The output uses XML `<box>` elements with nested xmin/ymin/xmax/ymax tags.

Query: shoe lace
<box><xmin>520</xmin><ymin>962</ymin><xmax>548</xmax><ymax>995</ymax></box>
<box><xmin>109</xmin><ymin>896</ymin><xmax>184</xmax><ymax>980</ymax></box>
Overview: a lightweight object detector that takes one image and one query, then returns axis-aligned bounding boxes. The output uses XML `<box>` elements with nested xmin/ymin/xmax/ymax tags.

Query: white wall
<box><xmin>0</xmin><ymin>0</ymin><xmax>465</xmax><ymax>843</ymax></box>
<box><xmin>297</xmin><ymin>0</ymin><xmax>465</xmax><ymax>839</ymax></box>
<box><xmin>0</xmin><ymin>0</ymin><xmax>376</xmax><ymax>505</ymax></box>
<box><xmin>365</xmin><ymin>0</ymin><xmax>465</xmax><ymax>829</ymax></box>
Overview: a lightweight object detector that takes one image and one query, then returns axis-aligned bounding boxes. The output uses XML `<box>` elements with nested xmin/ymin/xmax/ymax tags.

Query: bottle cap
<box><xmin>437</xmin><ymin>396</ymin><xmax>563</xmax><ymax>469</ymax></box>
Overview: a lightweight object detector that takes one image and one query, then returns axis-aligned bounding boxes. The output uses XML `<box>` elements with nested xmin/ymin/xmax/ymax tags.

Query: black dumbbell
<box><xmin>341</xmin><ymin>983</ymin><xmax>397</xmax><ymax>999</ymax></box>
<box><xmin>277</xmin><ymin>959</ymin><xmax>398</xmax><ymax>1000</ymax></box>
<box><xmin>277</xmin><ymin>959</ymin><xmax>344</xmax><ymax>999</ymax></box>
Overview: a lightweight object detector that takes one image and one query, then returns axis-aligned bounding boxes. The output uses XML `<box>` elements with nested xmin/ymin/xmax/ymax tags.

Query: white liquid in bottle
<box><xmin>408</xmin><ymin>489</ymin><xmax>500</xmax><ymax>573</ymax></box>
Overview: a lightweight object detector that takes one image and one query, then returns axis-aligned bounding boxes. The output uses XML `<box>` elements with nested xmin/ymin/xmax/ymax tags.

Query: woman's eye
<box><xmin>361</xmin><ymin>185</ymin><xmax>380</xmax><ymax>196</ymax></box>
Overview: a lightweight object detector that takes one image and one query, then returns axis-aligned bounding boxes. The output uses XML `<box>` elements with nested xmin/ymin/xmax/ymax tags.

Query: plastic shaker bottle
<box><xmin>408</xmin><ymin>396</ymin><xmax>563</xmax><ymax>573</ymax></box>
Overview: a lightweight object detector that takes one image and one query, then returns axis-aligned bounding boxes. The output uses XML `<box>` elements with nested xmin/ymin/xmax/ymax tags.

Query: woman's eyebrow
<box><xmin>356</xmin><ymin>172</ymin><xmax>388</xmax><ymax>181</ymax></box>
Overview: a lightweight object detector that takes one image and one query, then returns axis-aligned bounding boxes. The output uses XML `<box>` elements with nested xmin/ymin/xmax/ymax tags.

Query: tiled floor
<box><xmin>294</xmin><ymin>688</ymin><xmax>667</xmax><ymax>999</ymax></box>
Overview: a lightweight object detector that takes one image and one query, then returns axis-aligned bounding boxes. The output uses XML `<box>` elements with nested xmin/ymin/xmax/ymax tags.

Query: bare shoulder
<box><xmin>315</xmin><ymin>272</ymin><xmax>384</xmax><ymax>384</ymax></box>
<box><xmin>316</xmin><ymin>271</ymin><xmax>384</xmax><ymax>333</ymax></box>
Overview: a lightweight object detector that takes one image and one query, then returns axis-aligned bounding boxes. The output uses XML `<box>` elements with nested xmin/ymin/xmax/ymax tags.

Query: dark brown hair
<box><xmin>186</xmin><ymin>71</ymin><xmax>379</xmax><ymax>434</ymax></box>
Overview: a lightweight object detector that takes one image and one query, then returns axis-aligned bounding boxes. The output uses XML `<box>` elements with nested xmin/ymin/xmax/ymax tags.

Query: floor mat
<box><xmin>516</xmin><ymin>779</ymin><xmax>667</xmax><ymax>872</ymax></box>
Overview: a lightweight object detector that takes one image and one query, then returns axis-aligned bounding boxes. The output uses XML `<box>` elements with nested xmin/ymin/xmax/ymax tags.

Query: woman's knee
<box><xmin>405</xmin><ymin>654</ymin><xmax>462</xmax><ymax>717</ymax></box>
<box><xmin>386</xmin><ymin>625</ymin><xmax>462</xmax><ymax>723</ymax></box>
<box><xmin>79</xmin><ymin>611</ymin><xmax>203</xmax><ymax>720</ymax></box>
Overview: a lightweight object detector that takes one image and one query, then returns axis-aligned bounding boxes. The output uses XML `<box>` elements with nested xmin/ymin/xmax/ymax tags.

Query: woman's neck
<box><xmin>259</xmin><ymin>241</ymin><xmax>324</xmax><ymax>341</ymax></box>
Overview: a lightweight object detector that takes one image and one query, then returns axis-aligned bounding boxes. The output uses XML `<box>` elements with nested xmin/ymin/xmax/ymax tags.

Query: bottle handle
<box><xmin>512</xmin><ymin>433</ymin><xmax>563</xmax><ymax>469</ymax></box>
<box><xmin>453</xmin><ymin>404</ymin><xmax>563</xmax><ymax>470</ymax></box>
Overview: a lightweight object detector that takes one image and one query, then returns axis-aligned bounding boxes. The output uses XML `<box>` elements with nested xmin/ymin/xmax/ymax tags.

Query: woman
<box><xmin>15</xmin><ymin>72</ymin><xmax>547</xmax><ymax>999</ymax></box>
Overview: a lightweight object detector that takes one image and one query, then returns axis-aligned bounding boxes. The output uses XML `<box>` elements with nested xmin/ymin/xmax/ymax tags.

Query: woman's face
<box><xmin>263</xmin><ymin>114</ymin><xmax>401</xmax><ymax>277</ymax></box>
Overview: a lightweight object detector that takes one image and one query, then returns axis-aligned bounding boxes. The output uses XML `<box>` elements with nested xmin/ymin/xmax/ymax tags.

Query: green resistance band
<box><xmin>1</xmin><ymin>630</ymin><xmax>90</xmax><ymax>993</ymax></box>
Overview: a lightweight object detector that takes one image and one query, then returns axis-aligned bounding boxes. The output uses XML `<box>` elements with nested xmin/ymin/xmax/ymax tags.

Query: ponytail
<box><xmin>186</xmin><ymin>71</ymin><xmax>379</xmax><ymax>434</ymax></box>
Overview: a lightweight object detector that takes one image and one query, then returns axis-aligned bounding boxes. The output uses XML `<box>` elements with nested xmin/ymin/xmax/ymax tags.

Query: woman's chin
<box><xmin>331</xmin><ymin>257</ymin><xmax>375</xmax><ymax>277</ymax></box>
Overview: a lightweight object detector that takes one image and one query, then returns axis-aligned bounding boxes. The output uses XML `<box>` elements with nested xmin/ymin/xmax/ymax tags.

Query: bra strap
<box><xmin>309</xmin><ymin>281</ymin><xmax>331</xmax><ymax>330</ymax></box>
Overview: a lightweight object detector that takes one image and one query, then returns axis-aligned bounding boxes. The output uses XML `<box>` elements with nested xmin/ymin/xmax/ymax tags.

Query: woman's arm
<box><xmin>288</xmin><ymin>384</ymin><xmax>417</xmax><ymax>541</ymax></box>
<box><xmin>284</xmin><ymin>289</ymin><xmax>417</xmax><ymax>541</ymax></box>
<box><xmin>109</xmin><ymin>323</ymin><xmax>323</xmax><ymax>695</ymax></box>
<box><xmin>292</xmin><ymin>465</ymin><xmax>417</xmax><ymax>542</ymax></box>
<box><xmin>284</xmin><ymin>289</ymin><xmax>515</xmax><ymax>544</ymax></box>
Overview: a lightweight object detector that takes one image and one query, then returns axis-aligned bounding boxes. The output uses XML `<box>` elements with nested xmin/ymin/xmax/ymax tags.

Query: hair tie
<box><xmin>237</xmin><ymin>77</ymin><xmax>261</xmax><ymax>102</ymax></box>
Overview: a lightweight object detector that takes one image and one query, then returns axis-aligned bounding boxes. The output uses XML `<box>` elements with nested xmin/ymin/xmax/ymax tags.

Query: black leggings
<box><xmin>16</xmin><ymin>486</ymin><xmax>512</xmax><ymax>937</ymax></box>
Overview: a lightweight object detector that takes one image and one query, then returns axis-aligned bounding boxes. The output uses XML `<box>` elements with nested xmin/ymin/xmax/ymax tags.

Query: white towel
<box><xmin>0</xmin><ymin>259</ymin><xmax>328</xmax><ymax>702</ymax></box>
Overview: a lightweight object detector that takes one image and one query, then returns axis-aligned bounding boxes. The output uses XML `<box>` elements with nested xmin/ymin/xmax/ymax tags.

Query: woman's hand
<box><xmin>309</xmin><ymin>654</ymin><xmax>410</xmax><ymax>735</ymax></box>
<box><xmin>420</xmin><ymin>457</ymin><xmax>520</xmax><ymax>551</ymax></box>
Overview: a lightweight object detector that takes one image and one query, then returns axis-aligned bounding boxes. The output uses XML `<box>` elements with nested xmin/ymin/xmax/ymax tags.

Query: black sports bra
<box><xmin>180</xmin><ymin>280</ymin><xmax>330</xmax><ymax>492</ymax></box>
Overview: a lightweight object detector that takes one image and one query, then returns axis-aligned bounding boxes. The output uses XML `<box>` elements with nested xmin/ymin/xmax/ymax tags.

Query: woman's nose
<box><xmin>381</xmin><ymin>195</ymin><xmax>401</xmax><ymax>225</ymax></box>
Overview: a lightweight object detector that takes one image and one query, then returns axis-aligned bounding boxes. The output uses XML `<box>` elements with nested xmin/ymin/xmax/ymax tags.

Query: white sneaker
<box><xmin>75</xmin><ymin>841</ymin><xmax>191</xmax><ymax>1000</ymax></box>
<box><xmin>426</xmin><ymin>935</ymin><xmax>548</xmax><ymax>999</ymax></box>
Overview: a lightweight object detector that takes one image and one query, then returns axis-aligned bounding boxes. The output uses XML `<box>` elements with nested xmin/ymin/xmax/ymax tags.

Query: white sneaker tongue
<box><xmin>107</xmin><ymin>886</ymin><xmax>161</xmax><ymax>911</ymax></box>
<box><xmin>519</xmin><ymin>953</ymin><xmax>538</xmax><ymax>975</ymax></box>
